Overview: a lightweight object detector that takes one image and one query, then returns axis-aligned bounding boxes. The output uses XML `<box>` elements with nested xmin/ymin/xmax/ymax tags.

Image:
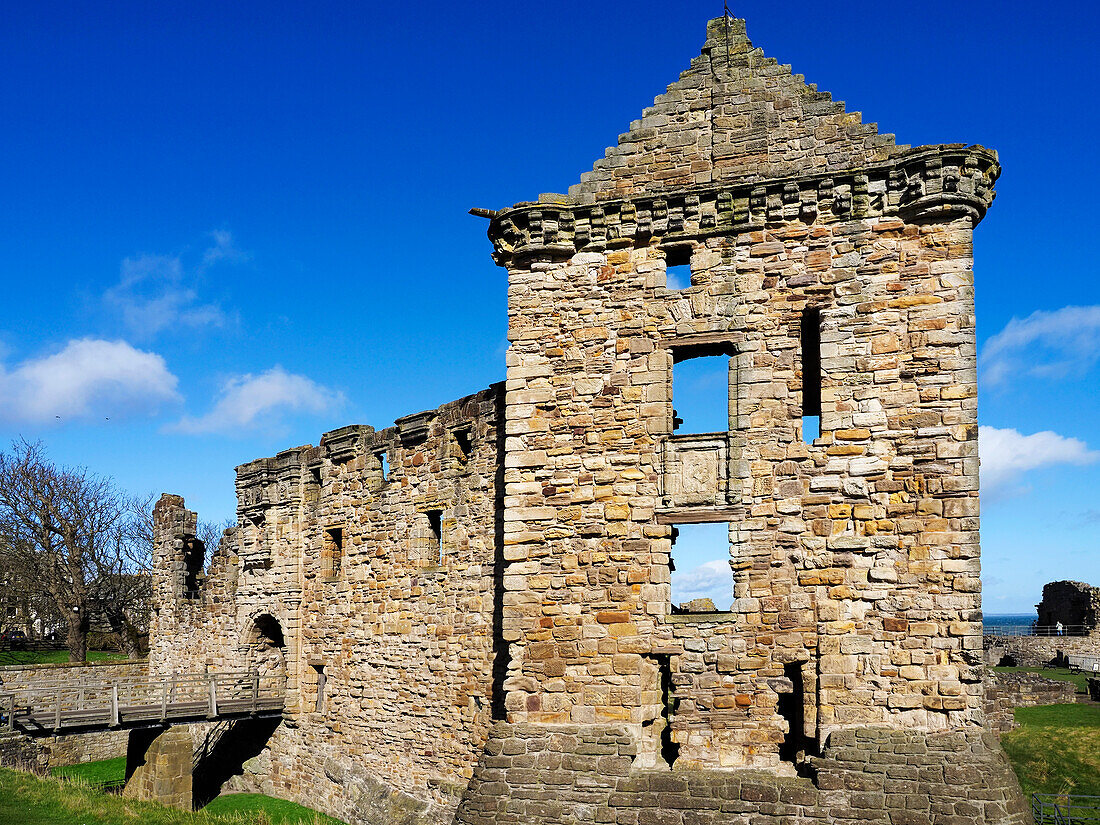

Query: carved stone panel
<box><xmin>662</xmin><ymin>434</ymin><xmax>729</xmax><ymax>508</ymax></box>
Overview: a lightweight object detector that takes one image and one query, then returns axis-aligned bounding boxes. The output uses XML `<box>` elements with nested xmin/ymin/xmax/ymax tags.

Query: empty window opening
<box><xmin>669</xmin><ymin>522</ymin><xmax>733</xmax><ymax>612</ymax></box>
<box><xmin>778</xmin><ymin>661</ymin><xmax>813</xmax><ymax>765</ymax></box>
<box><xmin>801</xmin><ymin>307</ymin><xmax>822</xmax><ymax>444</ymax></box>
<box><xmin>376</xmin><ymin>450</ymin><xmax>390</xmax><ymax>481</ymax></box>
<box><xmin>664</xmin><ymin>246</ymin><xmax>692</xmax><ymax>290</ymax></box>
<box><xmin>637</xmin><ymin>653</ymin><xmax>680</xmax><ymax>769</ymax></box>
<box><xmin>183</xmin><ymin>537</ymin><xmax>205</xmax><ymax>599</ymax></box>
<box><xmin>313</xmin><ymin>665</ymin><xmax>327</xmax><ymax>712</ymax></box>
<box><xmin>310</xmin><ymin>466</ymin><xmax>322</xmax><ymax>487</ymax></box>
<box><xmin>453</xmin><ymin>430</ymin><xmax>472</xmax><ymax>464</ymax></box>
<box><xmin>323</xmin><ymin>527</ymin><xmax>343</xmax><ymax>579</ymax></box>
<box><xmin>655</xmin><ymin>653</ymin><xmax>680</xmax><ymax>767</ymax></box>
<box><xmin>427</xmin><ymin>510</ymin><xmax>443</xmax><ymax>565</ymax></box>
<box><xmin>672</xmin><ymin>354</ymin><xmax>731</xmax><ymax>434</ymax></box>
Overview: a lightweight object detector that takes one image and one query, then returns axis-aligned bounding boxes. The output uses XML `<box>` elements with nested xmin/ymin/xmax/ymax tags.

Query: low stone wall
<box><xmin>0</xmin><ymin>659</ymin><xmax>147</xmax><ymax>694</ymax></box>
<box><xmin>0</xmin><ymin>660</ymin><xmax>146</xmax><ymax>771</ymax></box>
<box><xmin>984</xmin><ymin>670</ymin><xmax>1077</xmax><ymax>735</ymax></box>
<box><xmin>984</xmin><ymin>634</ymin><xmax>1100</xmax><ymax>668</ymax></box>
<box><xmin>0</xmin><ymin>732</ymin><xmax>49</xmax><ymax>772</ymax></box>
<box><xmin>454</xmin><ymin>723</ymin><xmax>1031</xmax><ymax>825</ymax></box>
<box><xmin>41</xmin><ymin>729</ymin><xmax>131</xmax><ymax>766</ymax></box>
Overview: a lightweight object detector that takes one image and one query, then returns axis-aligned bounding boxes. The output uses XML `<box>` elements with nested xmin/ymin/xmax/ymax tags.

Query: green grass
<box><xmin>202</xmin><ymin>794</ymin><xmax>344</xmax><ymax>824</ymax></box>
<box><xmin>991</xmin><ymin>666</ymin><xmax>1092</xmax><ymax>694</ymax></box>
<box><xmin>0</xmin><ymin>767</ymin><xmax>344</xmax><ymax>825</ymax></box>
<box><xmin>0</xmin><ymin>649</ymin><xmax>128</xmax><ymax>666</ymax></box>
<box><xmin>50</xmin><ymin>757</ymin><xmax>126</xmax><ymax>785</ymax></box>
<box><xmin>1001</xmin><ymin>703</ymin><xmax>1100</xmax><ymax>797</ymax></box>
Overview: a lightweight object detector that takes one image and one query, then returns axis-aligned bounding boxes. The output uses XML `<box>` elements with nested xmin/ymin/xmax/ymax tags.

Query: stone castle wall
<box><xmin>491</xmin><ymin>16</ymin><xmax>995</xmax><ymax>772</ymax></box>
<box><xmin>144</xmin><ymin>15</ymin><xmax>1026</xmax><ymax>825</ymax></box>
<box><xmin>984</xmin><ymin>633</ymin><xmax>1100</xmax><ymax>668</ymax></box>
<box><xmin>149</xmin><ymin>386</ymin><xmax>504</xmax><ymax>823</ymax></box>
<box><xmin>983</xmin><ymin>670</ymin><xmax>1076</xmax><ymax>735</ymax></box>
<box><xmin>496</xmin><ymin>210</ymin><xmax>987</xmax><ymax>767</ymax></box>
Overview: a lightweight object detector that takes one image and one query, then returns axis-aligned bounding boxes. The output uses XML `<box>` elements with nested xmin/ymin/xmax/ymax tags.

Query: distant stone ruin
<box><xmin>1037</xmin><ymin>580</ymin><xmax>1100</xmax><ymax>632</ymax></box>
<box><xmin>985</xmin><ymin>579</ymin><xmax>1100</xmax><ymax>670</ymax></box>
<box><xmin>143</xmin><ymin>15</ymin><xmax>1029</xmax><ymax>825</ymax></box>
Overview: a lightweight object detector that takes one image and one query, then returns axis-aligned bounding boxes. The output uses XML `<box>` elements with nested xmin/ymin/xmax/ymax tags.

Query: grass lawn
<box><xmin>50</xmin><ymin>757</ymin><xmax>126</xmax><ymax>786</ymax></box>
<box><xmin>0</xmin><ymin>767</ymin><xmax>344</xmax><ymax>825</ymax></box>
<box><xmin>0</xmin><ymin>650</ymin><xmax>128</xmax><ymax>666</ymax></box>
<box><xmin>990</xmin><ymin>666</ymin><xmax>1092</xmax><ymax>694</ymax></box>
<box><xmin>1001</xmin><ymin>703</ymin><xmax>1100</xmax><ymax>797</ymax></box>
<box><xmin>202</xmin><ymin>793</ymin><xmax>344</xmax><ymax>824</ymax></box>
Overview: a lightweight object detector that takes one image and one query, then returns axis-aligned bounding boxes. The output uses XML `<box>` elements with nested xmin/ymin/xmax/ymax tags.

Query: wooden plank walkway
<box><xmin>0</xmin><ymin>671</ymin><xmax>284</xmax><ymax>735</ymax></box>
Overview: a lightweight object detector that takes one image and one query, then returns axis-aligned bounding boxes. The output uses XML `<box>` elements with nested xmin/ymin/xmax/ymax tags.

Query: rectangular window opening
<box><xmin>427</xmin><ymin>510</ymin><xmax>443</xmax><ymax>565</ymax></box>
<box><xmin>376</xmin><ymin>450</ymin><xmax>390</xmax><ymax>481</ymax></box>
<box><xmin>672</xmin><ymin>353</ymin><xmax>731</xmax><ymax>434</ymax></box>
<box><xmin>801</xmin><ymin>307</ymin><xmax>822</xmax><ymax>445</ymax></box>
<box><xmin>323</xmin><ymin>527</ymin><xmax>343</xmax><ymax>579</ymax></box>
<box><xmin>669</xmin><ymin>522</ymin><xmax>733</xmax><ymax>613</ymax></box>
<box><xmin>310</xmin><ymin>466</ymin><xmax>322</xmax><ymax>487</ymax></box>
<box><xmin>664</xmin><ymin>246</ymin><xmax>692</xmax><ymax>290</ymax></box>
<box><xmin>313</xmin><ymin>665</ymin><xmax>327</xmax><ymax>712</ymax></box>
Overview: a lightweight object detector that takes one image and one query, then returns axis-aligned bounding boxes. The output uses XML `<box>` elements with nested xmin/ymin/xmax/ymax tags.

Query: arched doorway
<box><xmin>244</xmin><ymin>614</ymin><xmax>286</xmax><ymax>692</ymax></box>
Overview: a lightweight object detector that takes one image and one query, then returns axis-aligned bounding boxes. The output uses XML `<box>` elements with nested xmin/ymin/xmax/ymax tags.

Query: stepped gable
<box><xmin>568</xmin><ymin>16</ymin><xmax>905</xmax><ymax>203</ymax></box>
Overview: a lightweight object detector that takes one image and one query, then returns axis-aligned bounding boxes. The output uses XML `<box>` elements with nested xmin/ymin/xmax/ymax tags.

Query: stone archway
<box><xmin>244</xmin><ymin>614</ymin><xmax>286</xmax><ymax>691</ymax></box>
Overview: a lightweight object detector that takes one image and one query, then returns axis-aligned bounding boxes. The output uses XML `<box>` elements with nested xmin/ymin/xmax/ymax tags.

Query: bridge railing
<box><xmin>984</xmin><ymin>625</ymin><xmax>1091</xmax><ymax>638</ymax></box>
<box><xmin>1032</xmin><ymin>793</ymin><xmax>1100</xmax><ymax>824</ymax></box>
<box><xmin>0</xmin><ymin>670</ymin><xmax>284</xmax><ymax>733</ymax></box>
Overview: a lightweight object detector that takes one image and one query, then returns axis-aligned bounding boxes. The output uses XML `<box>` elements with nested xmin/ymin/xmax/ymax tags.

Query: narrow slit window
<box><xmin>672</xmin><ymin>354</ymin><xmax>731</xmax><ymax>434</ymax></box>
<box><xmin>313</xmin><ymin>665</ymin><xmax>327</xmax><ymax>712</ymax></box>
<box><xmin>669</xmin><ymin>522</ymin><xmax>733</xmax><ymax>613</ymax></box>
<box><xmin>801</xmin><ymin>307</ymin><xmax>821</xmax><ymax>444</ymax></box>
<box><xmin>778</xmin><ymin>661</ymin><xmax>812</xmax><ymax>764</ymax></box>
<box><xmin>427</xmin><ymin>510</ymin><xmax>443</xmax><ymax>565</ymax></box>
<box><xmin>664</xmin><ymin>246</ymin><xmax>691</xmax><ymax>290</ymax></box>
<box><xmin>183</xmin><ymin>537</ymin><xmax>205</xmax><ymax>599</ymax></box>
<box><xmin>376</xmin><ymin>451</ymin><xmax>390</xmax><ymax>481</ymax></box>
<box><xmin>323</xmin><ymin>527</ymin><xmax>343</xmax><ymax>579</ymax></box>
<box><xmin>453</xmin><ymin>430</ymin><xmax>471</xmax><ymax>464</ymax></box>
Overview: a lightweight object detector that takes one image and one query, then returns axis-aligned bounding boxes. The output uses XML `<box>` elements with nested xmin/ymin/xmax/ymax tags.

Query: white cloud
<box><xmin>979</xmin><ymin>425</ymin><xmax>1100</xmax><ymax>493</ymax></box>
<box><xmin>980</xmin><ymin>305</ymin><xmax>1100</xmax><ymax>386</ymax></box>
<box><xmin>201</xmin><ymin>230</ymin><xmax>250</xmax><ymax>269</ymax></box>
<box><xmin>103</xmin><ymin>231</ymin><xmax>248</xmax><ymax>339</ymax></box>
<box><xmin>665</xmin><ymin>270</ymin><xmax>688</xmax><ymax>290</ymax></box>
<box><xmin>672</xmin><ymin>559</ymin><xmax>733</xmax><ymax>610</ymax></box>
<box><xmin>172</xmin><ymin>367</ymin><xmax>342</xmax><ymax>435</ymax></box>
<box><xmin>0</xmin><ymin>339</ymin><xmax>180</xmax><ymax>423</ymax></box>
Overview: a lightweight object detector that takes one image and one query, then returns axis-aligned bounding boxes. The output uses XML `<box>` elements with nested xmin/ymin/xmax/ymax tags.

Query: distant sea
<box><xmin>983</xmin><ymin>613</ymin><xmax>1037</xmax><ymax>631</ymax></box>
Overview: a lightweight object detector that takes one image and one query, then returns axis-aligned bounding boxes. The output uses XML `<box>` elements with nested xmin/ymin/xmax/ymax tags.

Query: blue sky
<box><xmin>0</xmin><ymin>1</ymin><xmax>1096</xmax><ymax>614</ymax></box>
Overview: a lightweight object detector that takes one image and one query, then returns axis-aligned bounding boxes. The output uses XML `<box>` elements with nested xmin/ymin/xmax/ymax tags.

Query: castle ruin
<box><xmin>147</xmin><ymin>16</ymin><xmax>1030</xmax><ymax>824</ymax></box>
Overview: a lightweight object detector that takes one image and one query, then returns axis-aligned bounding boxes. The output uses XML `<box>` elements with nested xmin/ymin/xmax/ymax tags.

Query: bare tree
<box><xmin>0</xmin><ymin>535</ymin><xmax>63</xmax><ymax>638</ymax></box>
<box><xmin>0</xmin><ymin>441</ymin><xmax>126</xmax><ymax>662</ymax></box>
<box><xmin>87</xmin><ymin>495</ymin><xmax>155</xmax><ymax>659</ymax></box>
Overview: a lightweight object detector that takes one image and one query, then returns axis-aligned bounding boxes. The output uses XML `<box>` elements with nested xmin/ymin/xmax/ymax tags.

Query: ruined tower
<box><xmin>464</xmin><ymin>15</ymin><xmax>1023</xmax><ymax>822</ymax></box>
<box><xmin>147</xmin><ymin>16</ymin><xmax>1029</xmax><ymax>825</ymax></box>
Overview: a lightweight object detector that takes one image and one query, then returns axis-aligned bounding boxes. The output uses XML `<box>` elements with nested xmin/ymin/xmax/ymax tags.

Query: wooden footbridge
<box><xmin>0</xmin><ymin>671</ymin><xmax>284</xmax><ymax>735</ymax></box>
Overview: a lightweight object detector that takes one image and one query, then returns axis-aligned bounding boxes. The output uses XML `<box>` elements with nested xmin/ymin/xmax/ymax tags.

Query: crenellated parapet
<box><xmin>487</xmin><ymin>145</ymin><xmax>999</xmax><ymax>266</ymax></box>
